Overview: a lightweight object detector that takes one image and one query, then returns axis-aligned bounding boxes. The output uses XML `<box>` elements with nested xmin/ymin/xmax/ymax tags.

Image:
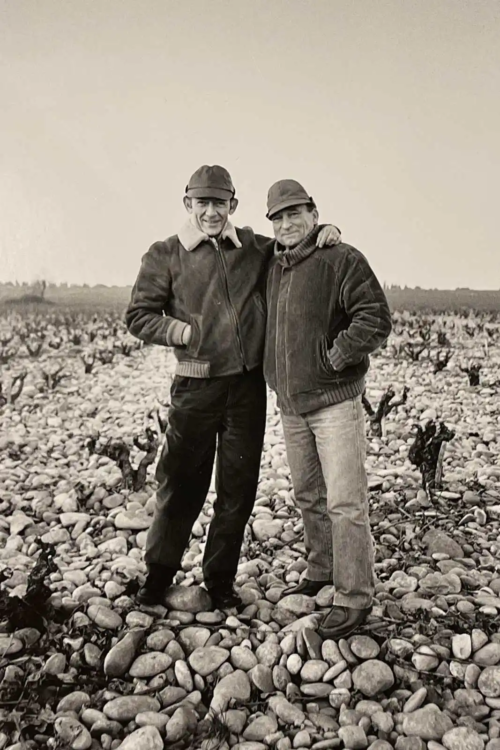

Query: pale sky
<box><xmin>1</xmin><ymin>0</ymin><xmax>499</xmax><ymax>289</ymax></box>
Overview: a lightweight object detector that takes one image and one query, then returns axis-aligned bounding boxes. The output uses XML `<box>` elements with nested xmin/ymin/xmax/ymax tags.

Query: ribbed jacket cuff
<box><xmin>175</xmin><ymin>360</ymin><xmax>210</xmax><ymax>378</ymax></box>
<box><xmin>328</xmin><ymin>346</ymin><xmax>348</xmax><ymax>372</ymax></box>
<box><xmin>166</xmin><ymin>319</ymin><xmax>189</xmax><ymax>346</ymax></box>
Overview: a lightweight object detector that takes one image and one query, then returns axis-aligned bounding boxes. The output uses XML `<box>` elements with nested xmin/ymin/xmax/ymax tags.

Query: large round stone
<box><xmin>352</xmin><ymin>659</ymin><xmax>394</xmax><ymax>697</ymax></box>
<box><xmin>478</xmin><ymin>665</ymin><xmax>500</xmax><ymax>697</ymax></box>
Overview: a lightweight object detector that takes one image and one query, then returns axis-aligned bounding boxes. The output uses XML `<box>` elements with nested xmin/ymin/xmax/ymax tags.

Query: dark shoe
<box><xmin>280</xmin><ymin>578</ymin><xmax>334</xmax><ymax>599</ymax></box>
<box><xmin>135</xmin><ymin>564</ymin><xmax>176</xmax><ymax>607</ymax></box>
<box><xmin>208</xmin><ymin>584</ymin><xmax>242</xmax><ymax>610</ymax></box>
<box><xmin>318</xmin><ymin>605</ymin><xmax>372</xmax><ymax>639</ymax></box>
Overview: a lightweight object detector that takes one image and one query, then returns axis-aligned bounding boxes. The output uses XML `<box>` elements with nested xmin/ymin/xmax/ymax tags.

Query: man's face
<box><xmin>271</xmin><ymin>204</ymin><xmax>318</xmax><ymax>247</ymax></box>
<box><xmin>184</xmin><ymin>196</ymin><xmax>237</xmax><ymax>236</ymax></box>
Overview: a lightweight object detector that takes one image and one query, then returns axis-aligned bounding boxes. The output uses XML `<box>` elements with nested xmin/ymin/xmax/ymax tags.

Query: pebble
<box><xmin>256</xmin><ymin>640</ymin><xmax>282</xmax><ymax>667</ymax></box>
<box><xmin>114</xmin><ymin>511</ymin><xmax>151</xmax><ymax>530</ymax></box>
<box><xmin>103</xmin><ymin>696</ymin><xmax>161</xmax><ymax>722</ymax></box>
<box><xmin>56</xmin><ymin>692</ymin><xmax>91</xmax><ymax>713</ymax></box>
<box><xmin>165</xmin><ymin>706</ymin><xmax>198</xmax><ymax>743</ymax></box>
<box><xmin>0</xmin><ymin>636</ymin><xmax>23</xmax><ymax>656</ymax></box>
<box><xmin>252</xmin><ymin>518</ymin><xmax>285</xmax><ymax>541</ymax></box>
<box><xmin>268</xmin><ymin>695</ymin><xmax>306</xmax><ymax>726</ymax></box>
<box><xmin>116</xmin><ymin>726</ymin><xmax>164</xmax><ymax>749</ymax></box>
<box><xmin>174</xmin><ymin>659</ymin><xmax>194</xmax><ymax>691</ymax></box>
<box><xmin>478</xmin><ymin>667</ymin><xmax>500</xmax><ymax>697</ymax></box>
<box><xmin>87</xmin><ymin>604</ymin><xmax>123</xmax><ymax>630</ymax></box>
<box><xmin>231</xmin><ymin>645</ymin><xmax>259</xmax><ymax>671</ymax></box>
<box><xmin>412</xmin><ymin>645</ymin><xmax>440</xmax><ymax>671</ymax></box>
<box><xmin>250</xmin><ymin>663</ymin><xmax>275</xmax><ymax>693</ymax></box>
<box><xmin>104</xmin><ymin>629</ymin><xmax>145</xmax><ymax>677</ymax></box>
<box><xmin>422</xmin><ymin>530</ymin><xmax>464</xmax><ymax>558</ymax></box>
<box><xmin>403</xmin><ymin>687</ymin><xmax>428</xmax><ymax>713</ymax></box>
<box><xmin>211</xmin><ymin>670</ymin><xmax>252</xmax><ymax>712</ymax></box>
<box><xmin>442</xmin><ymin>727</ymin><xmax>485</xmax><ymax>750</ymax></box>
<box><xmin>453</xmin><ymin>634</ymin><xmax>473</xmax><ymax>661</ymax></box>
<box><xmin>402</xmin><ymin>704</ymin><xmax>455</xmax><ymax>740</ymax></box>
<box><xmin>44</xmin><ymin>652</ymin><xmax>67</xmax><ymax>674</ymax></box>
<box><xmin>135</xmin><ymin>711</ymin><xmax>170</xmax><ymax>731</ymax></box>
<box><xmin>278</xmin><ymin>594</ymin><xmax>316</xmax><ymax>617</ymax></box>
<box><xmin>178</xmin><ymin>626</ymin><xmax>211</xmax><ymax>652</ymax></box>
<box><xmin>352</xmin><ymin>660</ymin><xmax>395</xmax><ymax>697</ymax></box>
<box><xmin>243</xmin><ymin>714</ymin><xmax>279</xmax><ymax>741</ymax></box>
<box><xmin>349</xmin><ymin>636</ymin><xmax>381</xmax><ymax>660</ymax></box>
<box><xmin>163</xmin><ymin>585</ymin><xmax>212</xmax><ymax>613</ymax></box>
<box><xmin>300</xmin><ymin>659</ymin><xmax>329</xmax><ymax>682</ymax></box>
<box><xmin>338</xmin><ymin>725</ymin><xmax>368</xmax><ymax>749</ymax></box>
<box><xmin>129</xmin><ymin>651</ymin><xmax>173</xmax><ymax>678</ymax></box>
<box><xmin>472</xmin><ymin>630</ymin><xmax>490</xmax><ymax>652</ymax></box>
<box><xmin>54</xmin><ymin>717</ymin><xmax>92</xmax><ymax>750</ymax></box>
<box><xmin>474</xmin><ymin>644</ymin><xmax>500</xmax><ymax>667</ymax></box>
<box><xmin>188</xmin><ymin>646</ymin><xmax>230</xmax><ymax>675</ymax></box>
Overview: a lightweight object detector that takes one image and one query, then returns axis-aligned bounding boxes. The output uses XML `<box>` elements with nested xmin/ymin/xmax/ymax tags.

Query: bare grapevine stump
<box><xmin>408</xmin><ymin>420</ymin><xmax>455</xmax><ymax>494</ymax></box>
<box><xmin>87</xmin><ymin>428</ymin><xmax>159</xmax><ymax>491</ymax></box>
<box><xmin>432</xmin><ymin>349</ymin><xmax>452</xmax><ymax>374</ymax></box>
<box><xmin>362</xmin><ymin>386</ymin><xmax>409</xmax><ymax>437</ymax></box>
<box><xmin>461</xmin><ymin>362</ymin><xmax>481</xmax><ymax>386</ymax></box>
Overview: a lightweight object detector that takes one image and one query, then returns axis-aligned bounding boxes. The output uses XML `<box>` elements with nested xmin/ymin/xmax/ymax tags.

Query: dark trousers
<box><xmin>145</xmin><ymin>366</ymin><xmax>267</xmax><ymax>589</ymax></box>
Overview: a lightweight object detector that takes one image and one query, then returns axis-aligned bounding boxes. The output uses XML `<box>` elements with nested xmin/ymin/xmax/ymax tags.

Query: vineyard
<box><xmin>1</xmin><ymin>302</ymin><xmax>500</xmax><ymax>750</ymax></box>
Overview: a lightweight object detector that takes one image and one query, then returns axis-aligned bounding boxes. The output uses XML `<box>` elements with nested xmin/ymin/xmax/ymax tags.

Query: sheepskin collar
<box><xmin>178</xmin><ymin>219</ymin><xmax>242</xmax><ymax>252</ymax></box>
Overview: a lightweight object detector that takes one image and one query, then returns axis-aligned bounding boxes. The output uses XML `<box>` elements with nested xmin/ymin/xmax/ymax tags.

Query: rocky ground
<box><xmin>1</xmin><ymin>328</ymin><xmax>500</xmax><ymax>750</ymax></box>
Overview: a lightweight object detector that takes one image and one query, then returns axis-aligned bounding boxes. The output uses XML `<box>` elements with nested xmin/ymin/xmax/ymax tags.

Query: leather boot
<box><xmin>136</xmin><ymin>564</ymin><xmax>176</xmax><ymax>606</ymax></box>
<box><xmin>318</xmin><ymin>604</ymin><xmax>372</xmax><ymax>639</ymax></box>
<box><xmin>207</xmin><ymin>581</ymin><xmax>242</xmax><ymax>610</ymax></box>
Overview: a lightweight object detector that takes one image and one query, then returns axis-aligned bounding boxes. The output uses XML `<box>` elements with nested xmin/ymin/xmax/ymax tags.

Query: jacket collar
<box><xmin>274</xmin><ymin>225</ymin><xmax>322</xmax><ymax>267</ymax></box>
<box><xmin>178</xmin><ymin>218</ymin><xmax>242</xmax><ymax>252</ymax></box>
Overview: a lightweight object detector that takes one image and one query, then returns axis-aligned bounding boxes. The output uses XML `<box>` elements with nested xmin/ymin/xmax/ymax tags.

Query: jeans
<box><xmin>282</xmin><ymin>395</ymin><xmax>374</xmax><ymax>609</ymax></box>
<box><xmin>145</xmin><ymin>367</ymin><xmax>266</xmax><ymax>590</ymax></box>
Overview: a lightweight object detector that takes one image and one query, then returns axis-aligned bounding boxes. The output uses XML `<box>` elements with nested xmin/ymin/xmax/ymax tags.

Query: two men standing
<box><xmin>126</xmin><ymin>165</ymin><xmax>338</xmax><ymax>611</ymax></box>
<box><xmin>126</xmin><ymin>165</ymin><xmax>392</xmax><ymax>638</ymax></box>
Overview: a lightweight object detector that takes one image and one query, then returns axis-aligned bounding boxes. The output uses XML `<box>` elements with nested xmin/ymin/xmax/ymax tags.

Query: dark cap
<box><xmin>266</xmin><ymin>179</ymin><xmax>315</xmax><ymax>219</ymax></box>
<box><xmin>185</xmin><ymin>165</ymin><xmax>235</xmax><ymax>200</ymax></box>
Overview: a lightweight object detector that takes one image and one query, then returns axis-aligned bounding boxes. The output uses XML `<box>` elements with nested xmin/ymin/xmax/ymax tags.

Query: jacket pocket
<box><xmin>186</xmin><ymin>314</ymin><xmax>203</xmax><ymax>357</ymax></box>
<box><xmin>319</xmin><ymin>334</ymin><xmax>337</xmax><ymax>377</ymax></box>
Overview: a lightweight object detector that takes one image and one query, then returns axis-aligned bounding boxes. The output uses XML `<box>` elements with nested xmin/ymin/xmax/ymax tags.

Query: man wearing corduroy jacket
<box><xmin>263</xmin><ymin>179</ymin><xmax>392</xmax><ymax>638</ymax></box>
<box><xmin>125</xmin><ymin>165</ymin><xmax>340</xmax><ymax>610</ymax></box>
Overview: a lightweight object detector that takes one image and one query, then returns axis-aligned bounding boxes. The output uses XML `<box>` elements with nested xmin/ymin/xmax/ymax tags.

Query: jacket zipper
<box><xmin>284</xmin><ymin>272</ymin><xmax>291</xmax><ymax>401</ymax></box>
<box><xmin>212</xmin><ymin>238</ymin><xmax>246</xmax><ymax>367</ymax></box>
<box><xmin>276</xmin><ymin>265</ymin><xmax>291</xmax><ymax>402</ymax></box>
<box><xmin>275</xmin><ymin>267</ymin><xmax>281</xmax><ymax>392</ymax></box>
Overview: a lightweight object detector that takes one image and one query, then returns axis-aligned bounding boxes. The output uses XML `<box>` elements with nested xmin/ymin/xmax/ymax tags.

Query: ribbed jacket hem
<box><xmin>278</xmin><ymin>377</ymin><xmax>365</xmax><ymax>416</ymax></box>
<box><xmin>173</xmin><ymin>358</ymin><xmax>264</xmax><ymax>379</ymax></box>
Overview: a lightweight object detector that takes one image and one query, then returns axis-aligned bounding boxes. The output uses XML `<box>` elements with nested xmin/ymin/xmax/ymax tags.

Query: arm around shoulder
<box><xmin>239</xmin><ymin>226</ymin><xmax>275</xmax><ymax>260</ymax></box>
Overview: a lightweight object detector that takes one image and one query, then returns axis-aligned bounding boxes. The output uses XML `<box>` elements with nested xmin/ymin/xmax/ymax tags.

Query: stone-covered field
<box><xmin>1</xmin><ymin>306</ymin><xmax>500</xmax><ymax>750</ymax></box>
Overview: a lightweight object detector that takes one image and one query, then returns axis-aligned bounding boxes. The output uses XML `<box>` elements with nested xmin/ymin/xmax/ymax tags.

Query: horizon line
<box><xmin>1</xmin><ymin>282</ymin><xmax>499</xmax><ymax>293</ymax></box>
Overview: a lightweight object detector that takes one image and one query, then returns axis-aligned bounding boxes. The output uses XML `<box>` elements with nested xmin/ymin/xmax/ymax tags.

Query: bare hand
<box><xmin>317</xmin><ymin>225</ymin><xmax>341</xmax><ymax>248</ymax></box>
<box><xmin>181</xmin><ymin>325</ymin><xmax>192</xmax><ymax>346</ymax></box>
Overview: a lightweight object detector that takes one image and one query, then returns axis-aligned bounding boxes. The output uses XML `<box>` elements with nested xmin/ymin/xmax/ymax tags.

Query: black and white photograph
<box><xmin>1</xmin><ymin>1</ymin><xmax>500</xmax><ymax>748</ymax></box>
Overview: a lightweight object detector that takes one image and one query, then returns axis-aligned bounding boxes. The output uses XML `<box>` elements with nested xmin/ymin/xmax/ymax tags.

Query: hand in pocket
<box><xmin>181</xmin><ymin>325</ymin><xmax>192</xmax><ymax>346</ymax></box>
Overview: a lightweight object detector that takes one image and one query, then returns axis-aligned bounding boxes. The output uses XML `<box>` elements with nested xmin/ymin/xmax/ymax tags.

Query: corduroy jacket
<box><xmin>264</xmin><ymin>227</ymin><xmax>392</xmax><ymax>415</ymax></box>
<box><xmin>126</xmin><ymin>221</ymin><xmax>274</xmax><ymax>378</ymax></box>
